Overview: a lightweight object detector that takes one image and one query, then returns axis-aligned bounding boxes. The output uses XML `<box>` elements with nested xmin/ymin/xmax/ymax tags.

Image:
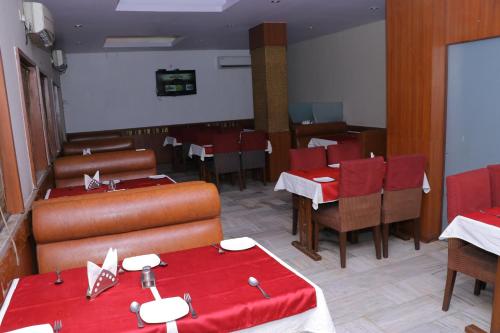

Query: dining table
<box><xmin>275</xmin><ymin>165</ymin><xmax>431</xmax><ymax>261</ymax></box>
<box><xmin>440</xmin><ymin>208</ymin><xmax>500</xmax><ymax>333</ymax></box>
<box><xmin>44</xmin><ymin>175</ymin><xmax>176</xmax><ymax>199</ymax></box>
<box><xmin>0</xmin><ymin>239</ymin><xmax>335</xmax><ymax>333</ymax></box>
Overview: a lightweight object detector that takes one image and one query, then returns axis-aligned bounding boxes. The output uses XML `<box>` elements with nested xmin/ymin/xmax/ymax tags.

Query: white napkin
<box><xmin>5</xmin><ymin>324</ymin><xmax>53</xmax><ymax>333</ymax></box>
<box><xmin>87</xmin><ymin>248</ymin><xmax>118</xmax><ymax>290</ymax></box>
<box><xmin>370</xmin><ymin>152</ymin><xmax>375</xmax><ymax>158</ymax></box>
<box><xmin>82</xmin><ymin>148</ymin><xmax>91</xmax><ymax>155</ymax></box>
<box><xmin>84</xmin><ymin>171</ymin><xmax>100</xmax><ymax>190</ymax></box>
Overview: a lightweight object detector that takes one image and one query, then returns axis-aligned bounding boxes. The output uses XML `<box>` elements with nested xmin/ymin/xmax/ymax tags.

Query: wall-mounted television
<box><xmin>156</xmin><ymin>69</ymin><xmax>197</xmax><ymax>96</ymax></box>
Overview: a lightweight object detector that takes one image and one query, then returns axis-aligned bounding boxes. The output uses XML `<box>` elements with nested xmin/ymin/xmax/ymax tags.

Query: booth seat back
<box><xmin>33</xmin><ymin>181</ymin><xmax>222</xmax><ymax>273</ymax></box>
<box><xmin>62</xmin><ymin>137</ymin><xmax>135</xmax><ymax>156</ymax></box>
<box><xmin>292</xmin><ymin>121</ymin><xmax>348</xmax><ymax>148</ymax></box>
<box><xmin>54</xmin><ymin>149</ymin><xmax>157</xmax><ymax>188</ymax></box>
<box><xmin>68</xmin><ymin>131</ymin><xmax>122</xmax><ymax>142</ymax></box>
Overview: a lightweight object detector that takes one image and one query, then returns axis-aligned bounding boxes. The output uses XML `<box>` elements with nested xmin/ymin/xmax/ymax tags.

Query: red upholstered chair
<box><xmin>487</xmin><ymin>164</ymin><xmax>500</xmax><ymax>206</ymax></box>
<box><xmin>194</xmin><ymin>127</ymin><xmax>219</xmax><ymax>146</ymax></box>
<box><xmin>240</xmin><ymin>131</ymin><xmax>267</xmax><ymax>188</ymax></box>
<box><xmin>289</xmin><ymin>147</ymin><xmax>327</xmax><ymax>234</ymax></box>
<box><xmin>382</xmin><ymin>154</ymin><xmax>426</xmax><ymax>258</ymax></box>
<box><xmin>209</xmin><ymin>132</ymin><xmax>243</xmax><ymax>191</ymax></box>
<box><xmin>326</xmin><ymin>141</ymin><xmax>362</xmax><ymax>165</ymax></box>
<box><xmin>312</xmin><ymin>157</ymin><xmax>385</xmax><ymax>268</ymax></box>
<box><xmin>442</xmin><ymin>168</ymin><xmax>497</xmax><ymax>311</ymax></box>
<box><xmin>168</xmin><ymin>127</ymin><xmax>185</xmax><ymax>170</ymax></box>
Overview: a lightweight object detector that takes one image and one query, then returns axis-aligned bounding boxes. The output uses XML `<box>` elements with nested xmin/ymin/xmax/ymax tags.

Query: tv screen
<box><xmin>156</xmin><ymin>69</ymin><xmax>197</xmax><ymax>96</ymax></box>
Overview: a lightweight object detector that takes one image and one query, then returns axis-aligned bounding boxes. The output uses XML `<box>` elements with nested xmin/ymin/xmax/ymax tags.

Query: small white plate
<box><xmin>122</xmin><ymin>254</ymin><xmax>160</xmax><ymax>271</ymax></box>
<box><xmin>140</xmin><ymin>297</ymin><xmax>189</xmax><ymax>323</ymax></box>
<box><xmin>328</xmin><ymin>164</ymin><xmax>340</xmax><ymax>168</ymax></box>
<box><xmin>5</xmin><ymin>324</ymin><xmax>53</xmax><ymax>333</ymax></box>
<box><xmin>220</xmin><ymin>237</ymin><xmax>256</xmax><ymax>251</ymax></box>
<box><xmin>101</xmin><ymin>180</ymin><xmax>121</xmax><ymax>185</ymax></box>
<box><xmin>313</xmin><ymin>177</ymin><xmax>335</xmax><ymax>183</ymax></box>
<box><xmin>148</xmin><ymin>174</ymin><xmax>167</xmax><ymax>179</ymax></box>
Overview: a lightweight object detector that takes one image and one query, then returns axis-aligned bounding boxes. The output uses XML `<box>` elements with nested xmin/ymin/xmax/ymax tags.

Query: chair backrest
<box><xmin>385</xmin><ymin>154</ymin><xmax>426</xmax><ymax>190</ymax></box>
<box><xmin>487</xmin><ymin>164</ymin><xmax>500</xmax><ymax>206</ymax></box>
<box><xmin>181</xmin><ymin>127</ymin><xmax>199</xmax><ymax>144</ymax></box>
<box><xmin>289</xmin><ymin>147</ymin><xmax>326</xmax><ymax>171</ymax></box>
<box><xmin>241</xmin><ymin>131</ymin><xmax>267</xmax><ymax>151</ymax></box>
<box><xmin>446</xmin><ymin>168</ymin><xmax>492</xmax><ymax>223</ymax></box>
<box><xmin>327</xmin><ymin>141</ymin><xmax>362</xmax><ymax>165</ymax></box>
<box><xmin>168</xmin><ymin>126</ymin><xmax>183</xmax><ymax>141</ymax></box>
<box><xmin>194</xmin><ymin>127</ymin><xmax>219</xmax><ymax>145</ymax></box>
<box><xmin>339</xmin><ymin>157</ymin><xmax>385</xmax><ymax>198</ymax></box>
<box><xmin>213</xmin><ymin>132</ymin><xmax>240</xmax><ymax>154</ymax></box>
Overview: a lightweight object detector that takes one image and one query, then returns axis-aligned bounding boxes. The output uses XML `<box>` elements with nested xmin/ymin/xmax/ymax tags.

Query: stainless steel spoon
<box><xmin>211</xmin><ymin>244</ymin><xmax>225</xmax><ymax>254</ymax></box>
<box><xmin>248</xmin><ymin>277</ymin><xmax>270</xmax><ymax>299</ymax></box>
<box><xmin>130</xmin><ymin>301</ymin><xmax>145</xmax><ymax>328</ymax></box>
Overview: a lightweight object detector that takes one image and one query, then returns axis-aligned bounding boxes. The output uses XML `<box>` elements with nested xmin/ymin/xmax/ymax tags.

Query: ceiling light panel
<box><xmin>116</xmin><ymin>0</ymin><xmax>241</xmax><ymax>12</ymax></box>
<box><xmin>103</xmin><ymin>36</ymin><xmax>183</xmax><ymax>48</ymax></box>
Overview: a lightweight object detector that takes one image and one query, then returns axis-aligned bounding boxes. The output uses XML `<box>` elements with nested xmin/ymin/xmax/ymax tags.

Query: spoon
<box><xmin>156</xmin><ymin>255</ymin><xmax>168</xmax><ymax>267</ymax></box>
<box><xmin>248</xmin><ymin>277</ymin><xmax>270</xmax><ymax>299</ymax></box>
<box><xmin>54</xmin><ymin>268</ymin><xmax>63</xmax><ymax>285</ymax></box>
<box><xmin>211</xmin><ymin>244</ymin><xmax>225</xmax><ymax>254</ymax></box>
<box><xmin>130</xmin><ymin>301</ymin><xmax>145</xmax><ymax>328</ymax></box>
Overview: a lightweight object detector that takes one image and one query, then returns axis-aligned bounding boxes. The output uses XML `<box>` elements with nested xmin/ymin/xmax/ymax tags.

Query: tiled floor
<box><xmin>167</xmin><ymin>167</ymin><xmax>493</xmax><ymax>333</ymax></box>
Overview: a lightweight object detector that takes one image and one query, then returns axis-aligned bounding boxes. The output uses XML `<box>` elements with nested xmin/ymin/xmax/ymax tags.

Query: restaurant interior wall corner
<box><xmin>0</xmin><ymin>0</ymin><xmax>59</xmax><ymax>201</ymax></box>
<box><xmin>61</xmin><ymin>50</ymin><xmax>254</xmax><ymax>133</ymax></box>
<box><xmin>288</xmin><ymin>20</ymin><xmax>386</xmax><ymax>128</ymax></box>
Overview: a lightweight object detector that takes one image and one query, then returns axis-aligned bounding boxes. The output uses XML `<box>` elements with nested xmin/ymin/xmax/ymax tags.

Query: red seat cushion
<box><xmin>446</xmin><ymin>168</ymin><xmax>492</xmax><ymax>223</ymax></box>
<box><xmin>339</xmin><ymin>157</ymin><xmax>385</xmax><ymax>198</ymax></box>
<box><xmin>327</xmin><ymin>141</ymin><xmax>362</xmax><ymax>165</ymax></box>
<box><xmin>213</xmin><ymin>132</ymin><xmax>240</xmax><ymax>153</ymax></box>
<box><xmin>385</xmin><ymin>154</ymin><xmax>426</xmax><ymax>191</ymax></box>
<box><xmin>241</xmin><ymin>131</ymin><xmax>267</xmax><ymax>151</ymax></box>
<box><xmin>289</xmin><ymin>147</ymin><xmax>327</xmax><ymax>171</ymax></box>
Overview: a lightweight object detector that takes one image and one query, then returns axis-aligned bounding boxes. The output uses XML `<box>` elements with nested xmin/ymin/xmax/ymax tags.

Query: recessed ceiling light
<box><xmin>369</xmin><ymin>6</ymin><xmax>379</xmax><ymax>11</ymax></box>
<box><xmin>103</xmin><ymin>36</ymin><xmax>183</xmax><ymax>48</ymax></box>
<box><xmin>74</xmin><ymin>24</ymin><xmax>83</xmax><ymax>28</ymax></box>
<box><xmin>116</xmin><ymin>0</ymin><xmax>241</xmax><ymax>12</ymax></box>
<box><xmin>308</xmin><ymin>25</ymin><xmax>313</xmax><ymax>30</ymax></box>
<box><xmin>270</xmin><ymin>0</ymin><xmax>281</xmax><ymax>3</ymax></box>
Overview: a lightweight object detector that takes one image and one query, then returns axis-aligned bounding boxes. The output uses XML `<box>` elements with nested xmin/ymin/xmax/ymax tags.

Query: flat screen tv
<box><xmin>156</xmin><ymin>69</ymin><xmax>197</xmax><ymax>96</ymax></box>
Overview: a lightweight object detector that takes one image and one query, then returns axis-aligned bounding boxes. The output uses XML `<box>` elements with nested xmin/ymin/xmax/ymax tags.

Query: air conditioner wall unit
<box><xmin>217</xmin><ymin>56</ymin><xmax>251</xmax><ymax>68</ymax></box>
<box><xmin>23</xmin><ymin>2</ymin><xmax>55</xmax><ymax>48</ymax></box>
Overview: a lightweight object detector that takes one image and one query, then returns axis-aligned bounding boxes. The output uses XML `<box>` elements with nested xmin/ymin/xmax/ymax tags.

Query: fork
<box><xmin>211</xmin><ymin>243</ymin><xmax>225</xmax><ymax>254</ymax></box>
<box><xmin>53</xmin><ymin>320</ymin><xmax>62</xmax><ymax>333</ymax></box>
<box><xmin>183</xmin><ymin>293</ymin><xmax>198</xmax><ymax>319</ymax></box>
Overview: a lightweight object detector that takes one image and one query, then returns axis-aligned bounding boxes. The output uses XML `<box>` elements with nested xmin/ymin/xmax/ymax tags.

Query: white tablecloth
<box><xmin>439</xmin><ymin>214</ymin><xmax>500</xmax><ymax>256</ymax></box>
<box><xmin>188</xmin><ymin>141</ymin><xmax>273</xmax><ymax>161</ymax></box>
<box><xmin>275</xmin><ymin>170</ymin><xmax>431</xmax><ymax>210</ymax></box>
<box><xmin>307</xmin><ymin>138</ymin><xmax>338</xmax><ymax>149</ymax></box>
<box><xmin>163</xmin><ymin>136</ymin><xmax>182</xmax><ymax>147</ymax></box>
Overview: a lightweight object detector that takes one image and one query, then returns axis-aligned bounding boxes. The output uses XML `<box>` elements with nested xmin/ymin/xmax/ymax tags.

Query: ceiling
<box><xmin>37</xmin><ymin>0</ymin><xmax>386</xmax><ymax>53</ymax></box>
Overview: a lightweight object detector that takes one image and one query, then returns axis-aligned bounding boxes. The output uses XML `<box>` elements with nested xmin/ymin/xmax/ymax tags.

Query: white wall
<box><xmin>62</xmin><ymin>50</ymin><xmax>253</xmax><ymax>133</ymax></box>
<box><xmin>288</xmin><ymin>20</ymin><xmax>386</xmax><ymax>127</ymax></box>
<box><xmin>0</xmin><ymin>0</ymin><xmax>59</xmax><ymax>201</ymax></box>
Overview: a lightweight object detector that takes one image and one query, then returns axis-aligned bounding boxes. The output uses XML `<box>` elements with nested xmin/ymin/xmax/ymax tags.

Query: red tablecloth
<box><xmin>0</xmin><ymin>245</ymin><xmax>316</xmax><ymax>333</ymax></box>
<box><xmin>47</xmin><ymin>176</ymin><xmax>176</xmax><ymax>199</ymax></box>
<box><xmin>462</xmin><ymin>207</ymin><xmax>500</xmax><ymax>228</ymax></box>
<box><xmin>288</xmin><ymin>167</ymin><xmax>340</xmax><ymax>202</ymax></box>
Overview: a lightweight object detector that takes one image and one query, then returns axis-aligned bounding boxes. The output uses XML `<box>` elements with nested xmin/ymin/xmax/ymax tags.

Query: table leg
<box><xmin>291</xmin><ymin>196</ymin><xmax>322</xmax><ymax>261</ymax></box>
<box><xmin>464</xmin><ymin>256</ymin><xmax>500</xmax><ymax>333</ymax></box>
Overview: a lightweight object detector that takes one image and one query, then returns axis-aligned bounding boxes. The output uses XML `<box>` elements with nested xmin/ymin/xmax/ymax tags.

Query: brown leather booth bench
<box><xmin>32</xmin><ymin>182</ymin><xmax>223</xmax><ymax>273</ymax></box>
<box><xmin>54</xmin><ymin>149</ymin><xmax>157</xmax><ymax>188</ymax></box>
<box><xmin>62</xmin><ymin>137</ymin><xmax>135</xmax><ymax>156</ymax></box>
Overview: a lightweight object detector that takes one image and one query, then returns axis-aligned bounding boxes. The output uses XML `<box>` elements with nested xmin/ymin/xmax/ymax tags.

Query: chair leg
<box><xmin>339</xmin><ymin>231</ymin><xmax>347</xmax><ymax>268</ymax></box>
<box><xmin>481</xmin><ymin>281</ymin><xmax>487</xmax><ymax>290</ymax></box>
<box><xmin>373</xmin><ymin>226</ymin><xmax>382</xmax><ymax>260</ymax></box>
<box><xmin>238</xmin><ymin>171</ymin><xmax>243</xmax><ymax>191</ymax></box>
<box><xmin>292</xmin><ymin>208</ymin><xmax>298</xmax><ymax>235</ymax></box>
<box><xmin>414</xmin><ymin>218</ymin><xmax>421</xmax><ymax>251</ymax></box>
<box><xmin>241</xmin><ymin>169</ymin><xmax>247</xmax><ymax>189</ymax></box>
<box><xmin>474</xmin><ymin>279</ymin><xmax>486</xmax><ymax>296</ymax></box>
<box><xmin>442</xmin><ymin>268</ymin><xmax>457</xmax><ymax>311</ymax></box>
<box><xmin>262</xmin><ymin>167</ymin><xmax>267</xmax><ymax>186</ymax></box>
<box><xmin>382</xmin><ymin>223</ymin><xmax>390</xmax><ymax>258</ymax></box>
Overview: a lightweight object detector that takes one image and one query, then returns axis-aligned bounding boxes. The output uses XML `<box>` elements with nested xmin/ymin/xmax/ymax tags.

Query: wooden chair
<box><xmin>209</xmin><ymin>132</ymin><xmax>243</xmax><ymax>191</ymax></box>
<box><xmin>289</xmin><ymin>147</ymin><xmax>327</xmax><ymax>235</ymax></box>
<box><xmin>442</xmin><ymin>168</ymin><xmax>498</xmax><ymax>311</ymax></box>
<box><xmin>240</xmin><ymin>131</ymin><xmax>267</xmax><ymax>188</ymax></box>
<box><xmin>326</xmin><ymin>140</ymin><xmax>362</xmax><ymax>165</ymax></box>
<box><xmin>312</xmin><ymin>157</ymin><xmax>385</xmax><ymax>268</ymax></box>
<box><xmin>382</xmin><ymin>154</ymin><xmax>426</xmax><ymax>258</ymax></box>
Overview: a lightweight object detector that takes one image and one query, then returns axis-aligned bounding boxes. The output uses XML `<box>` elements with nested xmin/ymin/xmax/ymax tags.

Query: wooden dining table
<box><xmin>440</xmin><ymin>208</ymin><xmax>500</xmax><ymax>333</ymax></box>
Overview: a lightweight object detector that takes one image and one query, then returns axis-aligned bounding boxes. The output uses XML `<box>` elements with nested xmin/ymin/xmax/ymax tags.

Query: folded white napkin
<box><xmin>84</xmin><ymin>171</ymin><xmax>100</xmax><ymax>190</ymax></box>
<box><xmin>5</xmin><ymin>324</ymin><xmax>53</xmax><ymax>333</ymax></box>
<box><xmin>370</xmin><ymin>152</ymin><xmax>375</xmax><ymax>158</ymax></box>
<box><xmin>82</xmin><ymin>148</ymin><xmax>91</xmax><ymax>155</ymax></box>
<box><xmin>87</xmin><ymin>248</ymin><xmax>118</xmax><ymax>299</ymax></box>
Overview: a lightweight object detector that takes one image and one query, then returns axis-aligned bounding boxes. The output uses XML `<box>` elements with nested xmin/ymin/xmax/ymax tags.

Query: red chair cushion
<box><xmin>213</xmin><ymin>132</ymin><xmax>240</xmax><ymax>153</ymax></box>
<box><xmin>194</xmin><ymin>128</ymin><xmax>219</xmax><ymax>145</ymax></box>
<box><xmin>385</xmin><ymin>154</ymin><xmax>426</xmax><ymax>191</ymax></box>
<box><xmin>327</xmin><ymin>141</ymin><xmax>362</xmax><ymax>165</ymax></box>
<box><xmin>446</xmin><ymin>168</ymin><xmax>492</xmax><ymax>223</ymax></box>
<box><xmin>487</xmin><ymin>164</ymin><xmax>500</xmax><ymax>207</ymax></box>
<box><xmin>241</xmin><ymin>131</ymin><xmax>267</xmax><ymax>151</ymax></box>
<box><xmin>339</xmin><ymin>157</ymin><xmax>385</xmax><ymax>198</ymax></box>
<box><xmin>289</xmin><ymin>147</ymin><xmax>327</xmax><ymax>171</ymax></box>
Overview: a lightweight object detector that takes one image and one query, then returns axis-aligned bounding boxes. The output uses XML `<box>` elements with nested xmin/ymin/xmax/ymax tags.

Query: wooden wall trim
<box><xmin>0</xmin><ymin>51</ymin><xmax>24</xmax><ymax>214</ymax></box>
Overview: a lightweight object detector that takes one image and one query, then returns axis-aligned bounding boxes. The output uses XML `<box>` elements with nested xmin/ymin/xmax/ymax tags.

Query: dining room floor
<box><xmin>166</xmin><ymin>167</ymin><xmax>493</xmax><ymax>333</ymax></box>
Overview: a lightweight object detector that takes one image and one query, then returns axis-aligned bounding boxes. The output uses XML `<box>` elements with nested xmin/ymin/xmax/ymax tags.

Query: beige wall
<box><xmin>288</xmin><ymin>20</ymin><xmax>386</xmax><ymax>127</ymax></box>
